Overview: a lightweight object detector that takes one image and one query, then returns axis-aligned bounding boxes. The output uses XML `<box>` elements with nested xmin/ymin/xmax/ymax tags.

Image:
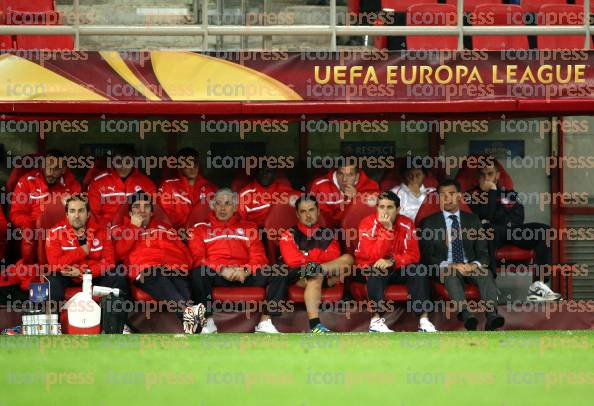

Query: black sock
<box><xmin>309</xmin><ymin>318</ymin><xmax>320</xmax><ymax>329</ymax></box>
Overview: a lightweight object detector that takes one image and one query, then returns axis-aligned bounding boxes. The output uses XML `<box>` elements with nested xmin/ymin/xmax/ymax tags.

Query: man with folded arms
<box><xmin>279</xmin><ymin>194</ymin><xmax>354</xmax><ymax>333</ymax></box>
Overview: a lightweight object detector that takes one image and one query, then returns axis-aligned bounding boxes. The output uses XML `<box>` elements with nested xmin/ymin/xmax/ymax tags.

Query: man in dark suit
<box><xmin>419</xmin><ymin>179</ymin><xmax>504</xmax><ymax>331</ymax></box>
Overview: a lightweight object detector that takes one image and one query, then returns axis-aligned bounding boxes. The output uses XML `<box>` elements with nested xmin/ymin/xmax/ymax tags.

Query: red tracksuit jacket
<box><xmin>309</xmin><ymin>170</ymin><xmax>379</xmax><ymax>228</ymax></box>
<box><xmin>279</xmin><ymin>223</ymin><xmax>341</xmax><ymax>267</ymax></box>
<box><xmin>187</xmin><ymin>212</ymin><xmax>268</xmax><ymax>273</ymax></box>
<box><xmin>45</xmin><ymin>218</ymin><xmax>115</xmax><ymax>280</ymax></box>
<box><xmin>10</xmin><ymin>169</ymin><xmax>81</xmax><ymax>230</ymax></box>
<box><xmin>354</xmin><ymin>213</ymin><xmax>420</xmax><ymax>268</ymax></box>
<box><xmin>111</xmin><ymin>216</ymin><xmax>192</xmax><ymax>280</ymax></box>
<box><xmin>87</xmin><ymin>168</ymin><xmax>156</xmax><ymax>228</ymax></box>
<box><xmin>157</xmin><ymin>173</ymin><xmax>217</xmax><ymax>229</ymax></box>
<box><xmin>238</xmin><ymin>180</ymin><xmax>300</xmax><ymax>227</ymax></box>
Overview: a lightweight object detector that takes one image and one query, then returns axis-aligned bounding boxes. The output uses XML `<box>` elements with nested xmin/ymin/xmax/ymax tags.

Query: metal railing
<box><xmin>0</xmin><ymin>0</ymin><xmax>590</xmax><ymax>50</ymax></box>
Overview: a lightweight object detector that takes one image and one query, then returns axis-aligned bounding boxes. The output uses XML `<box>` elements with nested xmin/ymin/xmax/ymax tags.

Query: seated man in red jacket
<box><xmin>111</xmin><ymin>191</ymin><xmax>204</xmax><ymax>334</ymax></box>
<box><xmin>355</xmin><ymin>191</ymin><xmax>436</xmax><ymax>333</ymax></box>
<box><xmin>279</xmin><ymin>194</ymin><xmax>354</xmax><ymax>333</ymax></box>
<box><xmin>88</xmin><ymin>145</ymin><xmax>156</xmax><ymax>228</ymax></box>
<box><xmin>309</xmin><ymin>161</ymin><xmax>380</xmax><ymax>228</ymax></box>
<box><xmin>238</xmin><ymin>166</ymin><xmax>299</xmax><ymax>227</ymax></box>
<box><xmin>45</xmin><ymin>194</ymin><xmax>128</xmax><ymax>303</ymax></box>
<box><xmin>158</xmin><ymin>147</ymin><xmax>217</xmax><ymax>230</ymax></box>
<box><xmin>188</xmin><ymin>188</ymin><xmax>288</xmax><ymax>334</ymax></box>
<box><xmin>10</xmin><ymin>150</ymin><xmax>81</xmax><ymax>263</ymax></box>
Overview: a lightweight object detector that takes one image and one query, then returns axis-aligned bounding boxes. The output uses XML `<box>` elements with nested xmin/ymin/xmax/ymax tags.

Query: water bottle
<box><xmin>82</xmin><ymin>270</ymin><xmax>92</xmax><ymax>295</ymax></box>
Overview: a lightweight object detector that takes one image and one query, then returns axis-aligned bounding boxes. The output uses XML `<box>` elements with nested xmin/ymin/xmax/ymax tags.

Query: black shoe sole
<box><xmin>485</xmin><ymin>316</ymin><xmax>505</xmax><ymax>331</ymax></box>
<box><xmin>464</xmin><ymin>317</ymin><xmax>478</xmax><ymax>331</ymax></box>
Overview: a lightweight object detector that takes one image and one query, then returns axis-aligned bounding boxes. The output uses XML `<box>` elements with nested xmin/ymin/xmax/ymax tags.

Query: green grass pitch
<box><xmin>1</xmin><ymin>330</ymin><xmax>593</xmax><ymax>406</ymax></box>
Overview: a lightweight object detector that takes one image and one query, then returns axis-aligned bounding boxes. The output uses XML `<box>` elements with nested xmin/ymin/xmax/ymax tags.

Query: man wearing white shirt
<box><xmin>419</xmin><ymin>179</ymin><xmax>504</xmax><ymax>331</ymax></box>
<box><xmin>391</xmin><ymin>166</ymin><xmax>435</xmax><ymax>221</ymax></box>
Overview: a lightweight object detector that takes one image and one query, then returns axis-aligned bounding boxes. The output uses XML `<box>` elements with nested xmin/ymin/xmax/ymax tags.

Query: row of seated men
<box><xmin>0</xmin><ymin>148</ymin><xmax>559</xmax><ymax>333</ymax></box>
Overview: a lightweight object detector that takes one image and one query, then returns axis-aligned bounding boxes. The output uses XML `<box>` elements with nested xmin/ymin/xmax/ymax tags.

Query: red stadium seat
<box><xmin>0</xmin><ymin>35</ymin><xmax>12</xmax><ymax>49</ymax></box>
<box><xmin>185</xmin><ymin>201</ymin><xmax>212</xmax><ymax>228</ymax></box>
<box><xmin>496</xmin><ymin>245</ymin><xmax>534</xmax><ymax>262</ymax></box>
<box><xmin>382</xmin><ymin>0</ymin><xmax>436</xmax><ymax>12</ymax></box>
<box><xmin>6</xmin><ymin>10</ymin><xmax>74</xmax><ymax>50</ymax></box>
<box><xmin>432</xmin><ymin>281</ymin><xmax>481</xmax><ymax>300</ymax></box>
<box><xmin>454</xmin><ymin>155</ymin><xmax>514</xmax><ymax>193</ymax></box>
<box><xmin>82</xmin><ymin>159</ymin><xmax>107</xmax><ymax>191</ymax></box>
<box><xmin>4</xmin><ymin>0</ymin><xmax>55</xmax><ymax>12</ymax></box>
<box><xmin>536</xmin><ymin>5</ymin><xmax>594</xmax><ymax>50</ymax></box>
<box><xmin>471</xmin><ymin>4</ymin><xmax>529</xmax><ymax>50</ymax></box>
<box><xmin>231</xmin><ymin>171</ymin><xmax>252</xmax><ymax>193</ymax></box>
<box><xmin>573</xmin><ymin>0</ymin><xmax>594</xmax><ymax>12</ymax></box>
<box><xmin>263</xmin><ymin>203</ymin><xmax>298</xmax><ymax>263</ymax></box>
<box><xmin>406</xmin><ymin>4</ymin><xmax>458</xmax><ymax>50</ymax></box>
<box><xmin>212</xmin><ymin>286</ymin><xmax>266</xmax><ymax>302</ymax></box>
<box><xmin>340</xmin><ymin>197</ymin><xmax>377</xmax><ymax>255</ymax></box>
<box><xmin>444</xmin><ymin>0</ymin><xmax>503</xmax><ymax>13</ymax></box>
<box><xmin>35</xmin><ymin>200</ymin><xmax>67</xmax><ymax>265</ymax></box>
<box><xmin>350</xmin><ymin>281</ymin><xmax>409</xmax><ymax>301</ymax></box>
<box><xmin>348</xmin><ymin>0</ymin><xmax>361</xmax><ymax>14</ymax></box>
<box><xmin>521</xmin><ymin>0</ymin><xmax>566</xmax><ymax>14</ymax></box>
<box><xmin>289</xmin><ymin>283</ymin><xmax>344</xmax><ymax>303</ymax></box>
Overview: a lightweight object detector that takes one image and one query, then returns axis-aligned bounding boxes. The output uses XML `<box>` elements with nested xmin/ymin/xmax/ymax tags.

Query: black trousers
<box><xmin>355</xmin><ymin>264</ymin><xmax>433</xmax><ymax>315</ymax></box>
<box><xmin>440</xmin><ymin>268</ymin><xmax>499</xmax><ymax>314</ymax></box>
<box><xmin>134</xmin><ymin>267</ymin><xmax>191</xmax><ymax>318</ymax></box>
<box><xmin>490</xmin><ymin>223</ymin><xmax>552</xmax><ymax>282</ymax></box>
<box><xmin>191</xmin><ymin>266</ymin><xmax>288</xmax><ymax>317</ymax></box>
<box><xmin>46</xmin><ymin>271</ymin><xmax>129</xmax><ymax>302</ymax></box>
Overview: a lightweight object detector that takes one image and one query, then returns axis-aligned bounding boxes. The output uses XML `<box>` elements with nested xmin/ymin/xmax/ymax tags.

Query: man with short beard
<box><xmin>45</xmin><ymin>194</ymin><xmax>128</xmax><ymax>303</ymax></box>
<box><xmin>238</xmin><ymin>165</ymin><xmax>299</xmax><ymax>227</ymax></box>
<box><xmin>10</xmin><ymin>150</ymin><xmax>81</xmax><ymax>263</ymax></box>
<box><xmin>279</xmin><ymin>194</ymin><xmax>354</xmax><ymax>333</ymax></box>
<box><xmin>87</xmin><ymin>145</ymin><xmax>155</xmax><ymax>228</ymax></box>
<box><xmin>158</xmin><ymin>147</ymin><xmax>217</xmax><ymax>230</ymax></box>
<box><xmin>309</xmin><ymin>161</ymin><xmax>380</xmax><ymax>228</ymax></box>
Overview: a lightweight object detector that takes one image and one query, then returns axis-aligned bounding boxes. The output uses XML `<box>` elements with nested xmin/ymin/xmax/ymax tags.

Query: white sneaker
<box><xmin>201</xmin><ymin>317</ymin><xmax>218</xmax><ymax>334</ymax></box>
<box><xmin>369</xmin><ymin>318</ymin><xmax>394</xmax><ymax>333</ymax></box>
<box><xmin>254</xmin><ymin>319</ymin><xmax>280</xmax><ymax>334</ymax></box>
<box><xmin>183</xmin><ymin>304</ymin><xmax>206</xmax><ymax>334</ymax></box>
<box><xmin>122</xmin><ymin>324</ymin><xmax>133</xmax><ymax>334</ymax></box>
<box><xmin>418</xmin><ymin>318</ymin><xmax>438</xmax><ymax>333</ymax></box>
<box><xmin>527</xmin><ymin>281</ymin><xmax>562</xmax><ymax>302</ymax></box>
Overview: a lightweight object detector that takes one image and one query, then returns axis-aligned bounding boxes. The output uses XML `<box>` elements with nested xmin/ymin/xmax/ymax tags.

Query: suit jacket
<box><xmin>419</xmin><ymin>211</ymin><xmax>490</xmax><ymax>270</ymax></box>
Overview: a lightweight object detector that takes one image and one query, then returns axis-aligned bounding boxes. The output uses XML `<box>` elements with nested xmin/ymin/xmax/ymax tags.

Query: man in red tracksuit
<box><xmin>158</xmin><ymin>147</ymin><xmax>217</xmax><ymax>230</ymax></box>
<box><xmin>279</xmin><ymin>194</ymin><xmax>353</xmax><ymax>333</ymax></box>
<box><xmin>87</xmin><ymin>146</ymin><xmax>156</xmax><ymax>228</ymax></box>
<box><xmin>238</xmin><ymin>166</ymin><xmax>299</xmax><ymax>227</ymax></box>
<box><xmin>355</xmin><ymin>190</ymin><xmax>436</xmax><ymax>333</ymax></box>
<box><xmin>309</xmin><ymin>162</ymin><xmax>380</xmax><ymax>228</ymax></box>
<box><xmin>44</xmin><ymin>194</ymin><xmax>128</xmax><ymax>303</ymax></box>
<box><xmin>10</xmin><ymin>150</ymin><xmax>81</xmax><ymax>263</ymax></box>
<box><xmin>188</xmin><ymin>188</ymin><xmax>288</xmax><ymax>334</ymax></box>
<box><xmin>111</xmin><ymin>190</ymin><xmax>205</xmax><ymax>333</ymax></box>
